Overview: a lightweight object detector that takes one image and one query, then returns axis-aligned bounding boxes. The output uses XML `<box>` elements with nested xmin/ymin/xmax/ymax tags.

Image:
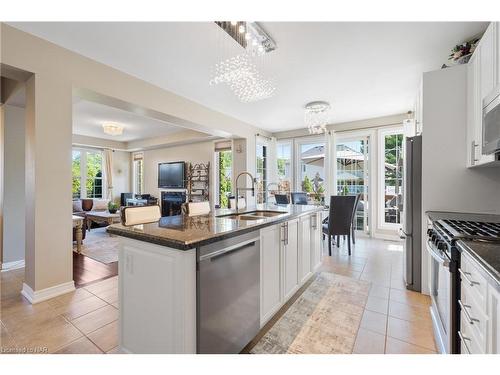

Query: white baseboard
<box><xmin>21</xmin><ymin>281</ymin><xmax>75</xmax><ymax>304</ymax></box>
<box><xmin>1</xmin><ymin>259</ymin><xmax>25</xmax><ymax>272</ymax></box>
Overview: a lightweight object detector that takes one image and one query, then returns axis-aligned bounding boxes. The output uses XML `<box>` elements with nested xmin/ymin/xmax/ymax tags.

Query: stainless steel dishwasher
<box><xmin>197</xmin><ymin>231</ymin><xmax>260</xmax><ymax>354</ymax></box>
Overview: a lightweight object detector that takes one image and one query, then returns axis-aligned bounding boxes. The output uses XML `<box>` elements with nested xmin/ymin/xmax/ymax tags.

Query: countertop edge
<box><xmin>456</xmin><ymin>240</ymin><xmax>500</xmax><ymax>291</ymax></box>
<box><xmin>107</xmin><ymin>206</ymin><xmax>324</xmax><ymax>250</ymax></box>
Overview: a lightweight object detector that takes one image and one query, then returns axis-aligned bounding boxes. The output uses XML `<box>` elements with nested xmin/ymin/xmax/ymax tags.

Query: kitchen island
<box><xmin>107</xmin><ymin>204</ymin><xmax>324</xmax><ymax>354</ymax></box>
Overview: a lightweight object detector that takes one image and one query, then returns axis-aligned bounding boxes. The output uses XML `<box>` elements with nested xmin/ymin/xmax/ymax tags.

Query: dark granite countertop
<box><xmin>107</xmin><ymin>204</ymin><xmax>325</xmax><ymax>250</ymax></box>
<box><xmin>457</xmin><ymin>240</ymin><xmax>500</xmax><ymax>290</ymax></box>
<box><xmin>426</xmin><ymin>210</ymin><xmax>500</xmax><ymax>223</ymax></box>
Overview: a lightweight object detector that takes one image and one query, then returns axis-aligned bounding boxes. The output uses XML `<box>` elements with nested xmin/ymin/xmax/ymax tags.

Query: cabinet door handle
<box><xmin>471</xmin><ymin>141</ymin><xmax>480</xmax><ymax>164</ymax></box>
<box><xmin>459</xmin><ymin>269</ymin><xmax>480</xmax><ymax>287</ymax></box>
<box><xmin>285</xmin><ymin>222</ymin><xmax>289</xmax><ymax>246</ymax></box>
<box><xmin>459</xmin><ymin>300</ymin><xmax>480</xmax><ymax>325</ymax></box>
<box><xmin>458</xmin><ymin>331</ymin><xmax>472</xmax><ymax>354</ymax></box>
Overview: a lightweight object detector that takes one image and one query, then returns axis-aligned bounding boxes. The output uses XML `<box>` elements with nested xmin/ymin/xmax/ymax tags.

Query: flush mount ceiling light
<box><xmin>102</xmin><ymin>122</ymin><xmax>124</xmax><ymax>136</ymax></box>
<box><xmin>305</xmin><ymin>101</ymin><xmax>331</xmax><ymax>134</ymax></box>
<box><xmin>210</xmin><ymin>21</ymin><xmax>277</xmax><ymax>103</ymax></box>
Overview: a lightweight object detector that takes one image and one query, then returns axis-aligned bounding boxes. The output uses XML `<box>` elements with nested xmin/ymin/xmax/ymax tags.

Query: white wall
<box><xmin>143</xmin><ymin>141</ymin><xmax>214</xmax><ymax>205</ymax></box>
<box><xmin>3</xmin><ymin>105</ymin><xmax>25</xmax><ymax>265</ymax></box>
<box><xmin>421</xmin><ymin>65</ymin><xmax>500</xmax><ymax>293</ymax></box>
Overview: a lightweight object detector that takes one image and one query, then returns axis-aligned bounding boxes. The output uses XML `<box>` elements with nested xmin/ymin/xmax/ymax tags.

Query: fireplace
<box><xmin>161</xmin><ymin>191</ymin><xmax>186</xmax><ymax>217</ymax></box>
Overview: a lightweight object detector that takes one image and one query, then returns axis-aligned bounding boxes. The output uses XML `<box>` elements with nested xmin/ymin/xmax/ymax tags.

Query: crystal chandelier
<box><xmin>305</xmin><ymin>101</ymin><xmax>331</xmax><ymax>134</ymax></box>
<box><xmin>209</xmin><ymin>53</ymin><xmax>275</xmax><ymax>102</ymax></box>
<box><xmin>210</xmin><ymin>22</ymin><xmax>276</xmax><ymax>103</ymax></box>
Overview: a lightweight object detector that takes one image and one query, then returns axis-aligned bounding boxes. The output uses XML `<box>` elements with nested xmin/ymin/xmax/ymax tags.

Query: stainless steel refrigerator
<box><xmin>402</xmin><ymin>135</ymin><xmax>422</xmax><ymax>292</ymax></box>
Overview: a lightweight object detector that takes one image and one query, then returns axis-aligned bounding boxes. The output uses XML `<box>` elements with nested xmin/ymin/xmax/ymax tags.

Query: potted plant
<box><xmin>448</xmin><ymin>37</ymin><xmax>481</xmax><ymax>65</ymax></box>
<box><xmin>108</xmin><ymin>201</ymin><xmax>119</xmax><ymax>214</ymax></box>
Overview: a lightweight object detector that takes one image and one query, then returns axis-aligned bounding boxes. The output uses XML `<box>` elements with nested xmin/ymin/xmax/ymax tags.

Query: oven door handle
<box><xmin>427</xmin><ymin>241</ymin><xmax>450</xmax><ymax>268</ymax></box>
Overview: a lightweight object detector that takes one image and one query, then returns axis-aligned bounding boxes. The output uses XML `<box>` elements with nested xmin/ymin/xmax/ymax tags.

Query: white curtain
<box><xmin>104</xmin><ymin>149</ymin><xmax>113</xmax><ymax>200</ymax></box>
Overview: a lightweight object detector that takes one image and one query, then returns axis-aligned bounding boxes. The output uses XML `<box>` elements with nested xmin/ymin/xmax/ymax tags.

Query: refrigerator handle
<box><xmin>399</xmin><ymin>228</ymin><xmax>412</xmax><ymax>239</ymax></box>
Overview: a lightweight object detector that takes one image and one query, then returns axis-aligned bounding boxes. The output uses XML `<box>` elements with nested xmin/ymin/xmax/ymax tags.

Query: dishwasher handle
<box><xmin>199</xmin><ymin>238</ymin><xmax>258</xmax><ymax>262</ymax></box>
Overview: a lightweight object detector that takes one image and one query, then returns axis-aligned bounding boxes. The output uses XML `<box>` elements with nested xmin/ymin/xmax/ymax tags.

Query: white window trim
<box><xmin>377</xmin><ymin>126</ymin><xmax>404</xmax><ymax>231</ymax></box>
<box><xmin>276</xmin><ymin>140</ymin><xmax>294</xmax><ymax>192</ymax></box>
<box><xmin>256</xmin><ymin>139</ymin><xmax>269</xmax><ymax>203</ymax></box>
<box><xmin>132</xmin><ymin>152</ymin><xmax>144</xmax><ymax>195</ymax></box>
<box><xmin>334</xmin><ymin>132</ymin><xmax>372</xmax><ymax>235</ymax></box>
<box><xmin>213</xmin><ymin>148</ymin><xmax>233</xmax><ymax>208</ymax></box>
<box><xmin>72</xmin><ymin>147</ymin><xmax>106</xmax><ymax>199</ymax></box>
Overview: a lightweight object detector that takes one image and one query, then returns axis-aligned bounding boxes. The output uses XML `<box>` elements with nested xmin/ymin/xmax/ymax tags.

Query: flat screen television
<box><xmin>158</xmin><ymin>162</ymin><xmax>185</xmax><ymax>188</ymax></box>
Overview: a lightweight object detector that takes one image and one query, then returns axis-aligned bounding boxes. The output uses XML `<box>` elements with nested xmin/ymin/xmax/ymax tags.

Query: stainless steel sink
<box><xmin>217</xmin><ymin>210</ymin><xmax>286</xmax><ymax>220</ymax></box>
<box><xmin>245</xmin><ymin>211</ymin><xmax>286</xmax><ymax>217</ymax></box>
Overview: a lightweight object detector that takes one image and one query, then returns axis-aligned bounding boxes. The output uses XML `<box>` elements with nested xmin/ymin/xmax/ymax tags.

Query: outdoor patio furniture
<box><xmin>291</xmin><ymin>192</ymin><xmax>308</xmax><ymax>205</ymax></box>
<box><xmin>274</xmin><ymin>194</ymin><xmax>290</xmax><ymax>204</ymax></box>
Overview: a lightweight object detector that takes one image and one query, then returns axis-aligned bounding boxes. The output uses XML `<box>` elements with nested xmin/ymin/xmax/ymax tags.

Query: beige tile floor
<box><xmin>0</xmin><ymin>269</ymin><xmax>119</xmax><ymax>354</ymax></box>
<box><xmin>319</xmin><ymin>235</ymin><xmax>437</xmax><ymax>354</ymax></box>
<box><xmin>0</xmin><ymin>235</ymin><xmax>437</xmax><ymax>354</ymax></box>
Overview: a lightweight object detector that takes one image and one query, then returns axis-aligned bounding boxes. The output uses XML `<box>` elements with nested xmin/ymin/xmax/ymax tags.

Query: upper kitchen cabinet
<box><xmin>466</xmin><ymin>22</ymin><xmax>498</xmax><ymax>168</ymax></box>
<box><xmin>479</xmin><ymin>22</ymin><xmax>497</xmax><ymax>100</ymax></box>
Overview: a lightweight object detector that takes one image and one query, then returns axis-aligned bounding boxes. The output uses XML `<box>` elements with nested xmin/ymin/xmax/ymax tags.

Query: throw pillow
<box><xmin>72</xmin><ymin>200</ymin><xmax>83</xmax><ymax>212</ymax></box>
<box><xmin>93</xmin><ymin>199</ymin><xmax>110</xmax><ymax>211</ymax></box>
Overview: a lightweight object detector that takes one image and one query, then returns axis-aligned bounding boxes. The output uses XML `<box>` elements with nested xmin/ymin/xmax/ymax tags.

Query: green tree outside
<box><xmin>219</xmin><ymin>150</ymin><xmax>232</xmax><ymax>208</ymax></box>
<box><xmin>72</xmin><ymin>150</ymin><xmax>103</xmax><ymax>199</ymax></box>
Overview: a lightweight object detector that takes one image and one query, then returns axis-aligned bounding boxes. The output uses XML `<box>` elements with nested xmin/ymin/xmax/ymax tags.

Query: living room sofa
<box><xmin>73</xmin><ymin>198</ymin><xmax>111</xmax><ymax>234</ymax></box>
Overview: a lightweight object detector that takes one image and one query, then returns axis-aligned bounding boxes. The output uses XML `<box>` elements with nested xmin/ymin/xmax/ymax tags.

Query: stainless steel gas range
<box><xmin>427</xmin><ymin>215</ymin><xmax>500</xmax><ymax>354</ymax></box>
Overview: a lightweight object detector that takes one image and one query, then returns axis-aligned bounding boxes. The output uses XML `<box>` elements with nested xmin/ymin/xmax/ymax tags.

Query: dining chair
<box><xmin>351</xmin><ymin>193</ymin><xmax>362</xmax><ymax>244</ymax></box>
<box><xmin>291</xmin><ymin>192</ymin><xmax>308</xmax><ymax>205</ymax></box>
<box><xmin>322</xmin><ymin>195</ymin><xmax>358</xmax><ymax>256</ymax></box>
<box><xmin>274</xmin><ymin>194</ymin><xmax>290</xmax><ymax>204</ymax></box>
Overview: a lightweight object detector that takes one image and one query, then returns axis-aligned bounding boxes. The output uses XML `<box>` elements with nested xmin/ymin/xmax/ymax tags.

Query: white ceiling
<box><xmin>73</xmin><ymin>99</ymin><xmax>184</xmax><ymax>142</ymax></box>
<box><xmin>10</xmin><ymin>22</ymin><xmax>488</xmax><ymax>132</ymax></box>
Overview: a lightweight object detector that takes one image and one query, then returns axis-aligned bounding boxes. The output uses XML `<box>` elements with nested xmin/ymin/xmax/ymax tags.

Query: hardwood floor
<box><xmin>73</xmin><ymin>252</ymin><xmax>118</xmax><ymax>288</ymax></box>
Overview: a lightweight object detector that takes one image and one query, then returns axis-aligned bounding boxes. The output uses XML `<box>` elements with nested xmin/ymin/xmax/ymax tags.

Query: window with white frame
<box><xmin>133</xmin><ymin>152</ymin><xmax>144</xmax><ymax>195</ymax></box>
<box><xmin>296</xmin><ymin>139</ymin><xmax>326</xmax><ymax>204</ymax></box>
<box><xmin>276</xmin><ymin>141</ymin><xmax>292</xmax><ymax>193</ymax></box>
<box><xmin>256</xmin><ymin>143</ymin><xmax>268</xmax><ymax>203</ymax></box>
<box><xmin>379</xmin><ymin>129</ymin><xmax>404</xmax><ymax>225</ymax></box>
<box><xmin>72</xmin><ymin>148</ymin><xmax>104</xmax><ymax>199</ymax></box>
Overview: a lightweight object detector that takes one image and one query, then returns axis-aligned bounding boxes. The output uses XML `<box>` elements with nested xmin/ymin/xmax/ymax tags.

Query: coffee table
<box><xmin>86</xmin><ymin>211</ymin><xmax>121</xmax><ymax>231</ymax></box>
<box><xmin>72</xmin><ymin>215</ymin><xmax>84</xmax><ymax>253</ymax></box>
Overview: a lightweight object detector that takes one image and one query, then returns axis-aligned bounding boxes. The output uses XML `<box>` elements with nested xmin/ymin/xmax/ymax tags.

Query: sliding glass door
<box><xmin>336</xmin><ymin>137</ymin><xmax>369</xmax><ymax>233</ymax></box>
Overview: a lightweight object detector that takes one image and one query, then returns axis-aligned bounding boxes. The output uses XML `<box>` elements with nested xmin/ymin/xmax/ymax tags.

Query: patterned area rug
<box><xmin>250</xmin><ymin>272</ymin><xmax>370</xmax><ymax>354</ymax></box>
<box><xmin>73</xmin><ymin>227</ymin><xmax>119</xmax><ymax>264</ymax></box>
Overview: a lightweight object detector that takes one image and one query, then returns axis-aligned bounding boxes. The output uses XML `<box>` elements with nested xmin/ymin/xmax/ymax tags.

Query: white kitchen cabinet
<box><xmin>497</xmin><ymin>21</ymin><xmax>500</xmax><ymax>86</ymax></box>
<box><xmin>479</xmin><ymin>22</ymin><xmax>497</xmax><ymax>101</ymax></box>
<box><xmin>298</xmin><ymin>215</ymin><xmax>312</xmax><ymax>284</ymax></box>
<box><xmin>282</xmin><ymin>218</ymin><xmax>299</xmax><ymax>301</ymax></box>
<box><xmin>260</xmin><ymin>212</ymin><xmax>322</xmax><ymax>326</ymax></box>
<box><xmin>466</xmin><ymin>25</ymin><xmax>496</xmax><ymax>168</ymax></box>
<box><xmin>118</xmin><ymin>237</ymin><xmax>196</xmax><ymax>354</ymax></box>
<box><xmin>310</xmin><ymin>212</ymin><xmax>322</xmax><ymax>272</ymax></box>
<box><xmin>260</xmin><ymin>224</ymin><xmax>282</xmax><ymax>325</ymax></box>
<box><xmin>487</xmin><ymin>284</ymin><xmax>500</xmax><ymax>353</ymax></box>
<box><xmin>460</xmin><ymin>251</ymin><xmax>500</xmax><ymax>354</ymax></box>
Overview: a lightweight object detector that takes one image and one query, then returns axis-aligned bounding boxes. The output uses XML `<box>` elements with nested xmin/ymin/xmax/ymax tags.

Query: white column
<box><xmin>22</xmin><ymin>74</ymin><xmax>75</xmax><ymax>303</ymax></box>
